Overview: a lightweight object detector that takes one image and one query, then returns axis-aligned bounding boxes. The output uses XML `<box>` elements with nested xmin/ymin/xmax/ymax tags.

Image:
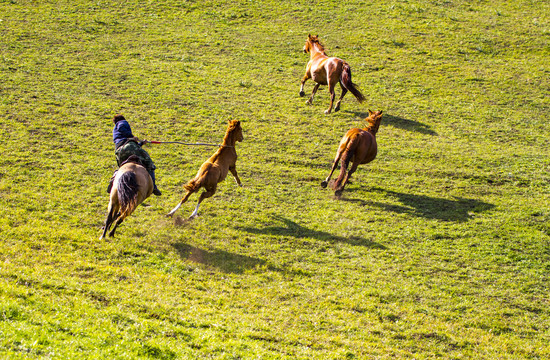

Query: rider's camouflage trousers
<box><xmin>115</xmin><ymin>140</ymin><xmax>156</xmax><ymax>171</ymax></box>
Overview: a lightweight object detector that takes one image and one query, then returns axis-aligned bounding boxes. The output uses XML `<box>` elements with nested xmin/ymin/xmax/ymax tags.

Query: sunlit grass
<box><xmin>1</xmin><ymin>0</ymin><xmax>549</xmax><ymax>358</ymax></box>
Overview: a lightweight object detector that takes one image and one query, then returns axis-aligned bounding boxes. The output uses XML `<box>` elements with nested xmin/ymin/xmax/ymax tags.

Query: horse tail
<box><xmin>183</xmin><ymin>178</ymin><xmax>201</xmax><ymax>193</ymax></box>
<box><xmin>341</xmin><ymin>63</ymin><xmax>365</xmax><ymax>103</ymax></box>
<box><xmin>116</xmin><ymin>171</ymin><xmax>140</xmax><ymax>219</ymax></box>
<box><xmin>332</xmin><ymin>135</ymin><xmax>359</xmax><ymax>190</ymax></box>
<box><xmin>183</xmin><ymin>163</ymin><xmax>215</xmax><ymax>193</ymax></box>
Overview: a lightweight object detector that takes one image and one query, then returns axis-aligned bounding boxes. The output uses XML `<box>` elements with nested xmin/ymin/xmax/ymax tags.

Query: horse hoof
<box><xmin>321</xmin><ymin>181</ymin><xmax>328</xmax><ymax>188</ymax></box>
<box><xmin>306</xmin><ymin>100</ymin><xmax>312</xmax><ymax>105</ymax></box>
<box><xmin>299</xmin><ymin>91</ymin><xmax>305</xmax><ymax>97</ymax></box>
<box><xmin>324</xmin><ymin>110</ymin><xmax>331</xmax><ymax>115</ymax></box>
<box><xmin>334</xmin><ymin>190</ymin><xmax>343</xmax><ymax>197</ymax></box>
<box><xmin>166</xmin><ymin>213</ymin><xmax>173</xmax><ymax>218</ymax></box>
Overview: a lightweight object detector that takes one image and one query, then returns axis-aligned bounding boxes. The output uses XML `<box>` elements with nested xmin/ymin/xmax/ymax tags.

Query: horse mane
<box><xmin>227</xmin><ymin>120</ymin><xmax>240</xmax><ymax>131</ymax></box>
<box><xmin>364</xmin><ymin>118</ymin><xmax>376</xmax><ymax>132</ymax></box>
<box><xmin>220</xmin><ymin>120</ymin><xmax>241</xmax><ymax>146</ymax></box>
<box><xmin>308</xmin><ymin>34</ymin><xmax>326</xmax><ymax>53</ymax></box>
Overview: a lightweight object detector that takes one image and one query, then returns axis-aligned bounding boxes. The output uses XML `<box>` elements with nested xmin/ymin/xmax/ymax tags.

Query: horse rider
<box><xmin>107</xmin><ymin>114</ymin><xmax>161</xmax><ymax>196</ymax></box>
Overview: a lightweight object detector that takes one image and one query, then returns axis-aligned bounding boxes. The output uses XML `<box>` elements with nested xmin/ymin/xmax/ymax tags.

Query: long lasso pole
<box><xmin>145</xmin><ymin>140</ymin><xmax>231</xmax><ymax>147</ymax></box>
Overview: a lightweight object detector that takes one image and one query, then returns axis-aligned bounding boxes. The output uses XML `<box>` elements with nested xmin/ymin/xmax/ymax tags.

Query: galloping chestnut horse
<box><xmin>167</xmin><ymin>120</ymin><xmax>243</xmax><ymax>219</ymax></box>
<box><xmin>300</xmin><ymin>34</ymin><xmax>365</xmax><ymax>115</ymax></box>
<box><xmin>100</xmin><ymin>155</ymin><xmax>153</xmax><ymax>239</ymax></box>
<box><xmin>321</xmin><ymin>110</ymin><xmax>383</xmax><ymax>196</ymax></box>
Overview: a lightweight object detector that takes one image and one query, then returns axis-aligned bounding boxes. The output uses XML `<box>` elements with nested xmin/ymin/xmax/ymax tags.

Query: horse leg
<box><xmin>229</xmin><ymin>166</ymin><xmax>242</xmax><ymax>186</ymax></box>
<box><xmin>344</xmin><ymin>161</ymin><xmax>360</xmax><ymax>184</ymax></box>
<box><xmin>299</xmin><ymin>73</ymin><xmax>310</xmax><ymax>97</ymax></box>
<box><xmin>334</xmin><ymin>84</ymin><xmax>348</xmax><ymax>112</ymax></box>
<box><xmin>190</xmin><ymin>187</ymin><xmax>216</xmax><ymax>219</ymax></box>
<box><xmin>108</xmin><ymin>217</ymin><xmax>123</xmax><ymax>237</ymax></box>
<box><xmin>99</xmin><ymin>204</ymin><xmax>115</xmax><ymax>240</ymax></box>
<box><xmin>307</xmin><ymin>83</ymin><xmax>320</xmax><ymax>105</ymax></box>
<box><xmin>335</xmin><ymin>160</ymin><xmax>360</xmax><ymax>197</ymax></box>
<box><xmin>324</xmin><ymin>82</ymin><xmax>336</xmax><ymax>115</ymax></box>
<box><xmin>167</xmin><ymin>190</ymin><xmax>194</xmax><ymax>217</ymax></box>
<box><xmin>321</xmin><ymin>151</ymin><xmax>343</xmax><ymax>188</ymax></box>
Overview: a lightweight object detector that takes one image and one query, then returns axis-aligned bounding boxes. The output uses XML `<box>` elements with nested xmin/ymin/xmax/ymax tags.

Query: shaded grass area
<box><xmin>1</xmin><ymin>0</ymin><xmax>550</xmax><ymax>358</ymax></box>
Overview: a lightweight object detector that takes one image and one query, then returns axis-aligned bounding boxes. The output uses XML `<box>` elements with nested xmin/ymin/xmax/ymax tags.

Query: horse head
<box><xmin>365</xmin><ymin>110</ymin><xmax>384</xmax><ymax>134</ymax></box>
<box><xmin>303</xmin><ymin>34</ymin><xmax>322</xmax><ymax>54</ymax></box>
<box><xmin>228</xmin><ymin>120</ymin><xmax>243</xmax><ymax>143</ymax></box>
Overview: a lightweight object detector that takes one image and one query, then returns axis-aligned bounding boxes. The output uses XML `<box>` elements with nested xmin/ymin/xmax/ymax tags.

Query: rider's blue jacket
<box><xmin>113</xmin><ymin>120</ymin><xmax>134</xmax><ymax>149</ymax></box>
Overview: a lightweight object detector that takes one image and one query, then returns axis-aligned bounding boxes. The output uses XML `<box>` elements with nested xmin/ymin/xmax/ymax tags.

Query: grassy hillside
<box><xmin>1</xmin><ymin>0</ymin><xmax>549</xmax><ymax>358</ymax></box>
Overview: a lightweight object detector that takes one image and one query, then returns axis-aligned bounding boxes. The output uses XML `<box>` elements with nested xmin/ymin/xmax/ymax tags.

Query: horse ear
<box><xmin>368</xmin><ymin>109</ymin><xmax>373</xmax><ymax>115</ymax></box>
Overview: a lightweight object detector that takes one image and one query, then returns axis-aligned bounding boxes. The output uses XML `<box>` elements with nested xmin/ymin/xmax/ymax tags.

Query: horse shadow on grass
<box><xmin>344</xmin><ymin>111</ymin><xmax>437</xmax><ymax>136</ymax></box>
<box><xmin>342</xmin><ymin>187</ymin><xmax>494</xmax><ymax>222</ymax></box>
<box><xmin>238</xmin><ymin>215</ymin><xmax>386</xmax><ymax>249</ymax></box>
<box><xmin>172</xmin><ymin>243</ymin><xmax>272</xmax><ymax>274</ymax></box>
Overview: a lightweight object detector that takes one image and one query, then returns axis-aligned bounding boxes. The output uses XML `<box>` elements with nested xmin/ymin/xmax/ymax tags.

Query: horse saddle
<box><xmin>119</xmin><ymin>155</ymin><xmax>145</xmax><ymax>167</ymax></box>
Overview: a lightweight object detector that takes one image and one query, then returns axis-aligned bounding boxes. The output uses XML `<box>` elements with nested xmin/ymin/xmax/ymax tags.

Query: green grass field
<box><xmin>1</xmin><ymin>0</ymin><xmax>549</xmax><ymax>358</ymax></box>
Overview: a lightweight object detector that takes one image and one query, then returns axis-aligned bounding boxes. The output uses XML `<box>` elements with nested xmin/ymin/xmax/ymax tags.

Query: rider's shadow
<box><xmin>172</xmin><ymin>243</ymin><xmax>270</xmax><ymax>274</ymax></box>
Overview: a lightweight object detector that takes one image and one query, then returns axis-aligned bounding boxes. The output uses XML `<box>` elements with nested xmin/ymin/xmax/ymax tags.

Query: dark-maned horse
<box><xmin>100</xmin><ymin>155</ymin><xmax>153</xmax><ymax>239</ymax></box>
<box><xmin>300</xmin><ymin>34</ymin><xmax>365</xmax><ymax>115</ymax></box>
<box><xmin>321</xmin><ymin>110</ymin><xmax>383</xmax><ymax>196</ymax></box>
<box><xmin>167</xmin><ymin>120</ymin><xmax>243</xmax><ymax>219</ymax></box>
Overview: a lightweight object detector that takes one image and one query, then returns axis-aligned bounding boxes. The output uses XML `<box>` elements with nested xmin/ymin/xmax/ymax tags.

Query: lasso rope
<box><xmin>145</xmin><ymin>140</ymin><xmax>231</xmax><ymax>148</ymax></box>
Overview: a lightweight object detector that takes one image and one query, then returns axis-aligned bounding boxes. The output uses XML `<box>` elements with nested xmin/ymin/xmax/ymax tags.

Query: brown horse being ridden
<box><xmin>321</xmin><ymin>110</ymin><xmax>383</xmax><ymax>196</ymax></box>
<box><xmin>100</xmin><ymin>155</ymin><xmax>153</xmax><ymax>239</ymax></box>
<box><xmin>167</xmin><ymin>120</ymin><xmax>243</xmax><ymax>219</ymax></box>
<box><xmin>300</xmin><ymin>34</ymin><xmax>365</xmax><ymax>115</ymax></box>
